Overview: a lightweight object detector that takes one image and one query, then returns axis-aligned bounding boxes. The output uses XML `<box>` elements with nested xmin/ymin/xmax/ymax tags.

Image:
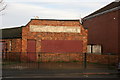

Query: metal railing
<box><xmin>1</xmin><ymin>52</ymin><xmax>118</xmax><ymax>70</ymax></box>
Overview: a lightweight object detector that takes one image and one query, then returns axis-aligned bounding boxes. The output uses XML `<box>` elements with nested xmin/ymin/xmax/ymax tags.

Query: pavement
<box><xmin>2</xmin><ymin>62</ymin><xmax>120</xmax><ymax>79</ymax></box>
<box><xmin>2</xmin><ymin>69</ymin><xmax>119</xmax><ymax>78</ymax></box>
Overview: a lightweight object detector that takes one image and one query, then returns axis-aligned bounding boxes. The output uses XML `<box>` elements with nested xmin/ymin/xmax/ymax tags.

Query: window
<box><xmin>92</xmin><ymin>45</ymin><xmax>102</xmax><ymax>54</ymax></box>
<box><xmin>87</xmin><ymin>45</ymin><xmax>92</xmax><ymax>53</ymax></box>
<box><xmin>87</xmin><ymin>44</ymin><xmax>102</xmax><ymax>54</ymax></box>
<box><xmin>9</xmin><ymin>41</ymin><xmax>12</xmax><ymax>51</ymax></box>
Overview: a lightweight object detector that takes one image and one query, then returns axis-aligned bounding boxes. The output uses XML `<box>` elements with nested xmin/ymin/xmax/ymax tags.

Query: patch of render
<box><xmin>30</xmin><ymin>25</ymin><xmax>81</xmax><ymax>33</ymax></box>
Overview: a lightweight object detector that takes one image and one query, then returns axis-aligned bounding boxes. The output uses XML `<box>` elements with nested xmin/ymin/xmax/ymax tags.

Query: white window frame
<box><xmin>9</xmin><ymin>41</ymin><xmax>12</xmax><ymax>51</ymax></box>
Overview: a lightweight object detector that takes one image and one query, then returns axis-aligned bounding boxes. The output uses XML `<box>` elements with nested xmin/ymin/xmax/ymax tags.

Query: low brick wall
<box><xmin>38</xmin><ymin>53</ymin><xmax>84</xmax><ymax>62</ymax></box>
<box><xmin>3</xmin><ymin>52</ymin><xmax>118</xmax><ymax>65</ymax></box>
<box><xmin>4</xmin><ymin>52</ymin><xmax>21</xmax><ymax>61</ymax></box>
<box><xmin>86</xmin><ymin>54</ymin><xmax>118</xmax><ymax>65</ymax></box>
<box><xmin>37</xmin><ymin>53</ymin><xmax>118</xmax><ymax>65</ymax></box>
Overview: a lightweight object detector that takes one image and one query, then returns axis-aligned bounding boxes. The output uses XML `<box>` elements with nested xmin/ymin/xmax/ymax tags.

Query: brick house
<box><xmin>0</xmin><ymin>19</ymin><xmax>88</xmax><ymax>62</ymax></box>
<box><xmin>82</xmin><ymin>1</ymin><xmax>120</xmax><ymax>55</ymax></box>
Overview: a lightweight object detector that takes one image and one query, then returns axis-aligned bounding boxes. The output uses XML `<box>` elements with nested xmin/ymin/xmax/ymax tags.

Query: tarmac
<box><xmin>2</xmin><ymin>62</ymin><xmax>120</xmax><ymax>79</ymax></box>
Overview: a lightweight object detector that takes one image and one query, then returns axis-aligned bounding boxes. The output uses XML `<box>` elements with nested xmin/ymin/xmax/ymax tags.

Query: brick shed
<box><xmin>0</xmin><ymin>19</ymin><xmax>88</xmax><ymax>62</ymax></box>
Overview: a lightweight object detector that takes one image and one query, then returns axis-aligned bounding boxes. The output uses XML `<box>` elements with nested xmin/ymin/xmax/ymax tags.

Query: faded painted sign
<box><xmin>30</xmin><ymin>25</ymin><xmax>81</xmax><ymax>33</ymax></box>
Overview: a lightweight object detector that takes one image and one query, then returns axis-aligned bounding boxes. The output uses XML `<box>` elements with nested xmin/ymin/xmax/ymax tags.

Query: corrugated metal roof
<box><xmin>84</xmin><ymin>1</ymin><xmax>120</xmax><ymax>19</ymax></box>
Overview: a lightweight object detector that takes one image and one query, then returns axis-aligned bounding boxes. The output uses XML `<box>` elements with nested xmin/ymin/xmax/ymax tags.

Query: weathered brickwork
<box><xmin>0</xmin><ymin>39</ymin><xmax>22</xmax><ymax>52</ymax></box>
<box><xmin>0</xmin><ymin>39</ymin><xmax>22</xmax><ymax>61</ymax></box>
<box><xmin>22</xmin><ymin>20</ymin><xmax>87</xmax><ymax>51</ymax></box>
<box><xmin>21</xmin><ymin>19</ymin><xmax>88</xmax><ymax>61</ymax></box>
<box><xmin>37</xmin><ymin>53</ymin><xmax>84</xmax><ymax>62</ymax></box>
<box><xmin>0</xmin><ymin>19</ymin><xmax>87</xmax><ymax>62</ymax></box>
<box><xmin>86</xmin><ymin>54</ymin><xmax>118</xmax><ymax>65</ymax></box>
<box><xmin>1</xmin><ymin>19</ymin><xmax>118</xmax><ymax>64</ymax></box>
<box><xmin>37</xmin><ymin>53</ymin><xmax>118</xmax><ymax>65</ymax></box>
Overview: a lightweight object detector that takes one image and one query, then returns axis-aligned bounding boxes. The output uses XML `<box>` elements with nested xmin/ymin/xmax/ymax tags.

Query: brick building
<box><xmin>83</xmin><ymin>1</ymin><xmax>120</xmax><ymax>55</ymax></box>
<box><xmin>0</xmin><ymin>19</ymin><xmax>87</xmax><ymax>62</ymax></box>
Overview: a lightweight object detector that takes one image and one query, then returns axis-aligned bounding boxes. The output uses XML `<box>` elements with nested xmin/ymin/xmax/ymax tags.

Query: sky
<box><xmin>0</xmin><ymin>0</ymin><xmax>116</xmax><ymax>29</ymax></box>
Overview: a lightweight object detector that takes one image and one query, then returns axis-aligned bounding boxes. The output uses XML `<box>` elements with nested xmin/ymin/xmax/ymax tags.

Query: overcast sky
<box><xmin>0</xmin><ymin>0</ymin><xmax>115</xmax><ymax>29</ymax></box>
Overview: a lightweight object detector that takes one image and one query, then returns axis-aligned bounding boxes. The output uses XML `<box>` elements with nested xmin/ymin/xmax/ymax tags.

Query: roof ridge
<box><xmin>31</xmin><ymin>19</ymin><xmax>80</xmax><ymax>21</ymax></box>
<box><xmin>83</xmin><ymin>1</ymin><xmax>120</xmax><ymax>19</ymax></box>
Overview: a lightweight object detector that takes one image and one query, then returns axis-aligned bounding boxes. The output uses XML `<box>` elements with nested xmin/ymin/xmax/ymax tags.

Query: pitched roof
<box><xmin>0</xmin><ymin>27</ymin><xmax>22</xmax><ymax>39</ymax></box>
<box><xmin>83</xmin><ymin>1</ymin><xmax>120</xmax><ymax>20</ymax></box>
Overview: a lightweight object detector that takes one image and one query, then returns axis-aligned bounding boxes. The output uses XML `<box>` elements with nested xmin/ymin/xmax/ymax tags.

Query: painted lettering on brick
<box><xmin>30</xmin><ymin>25</ymin><xmax>81</xmax><ymax>33</ymax></box>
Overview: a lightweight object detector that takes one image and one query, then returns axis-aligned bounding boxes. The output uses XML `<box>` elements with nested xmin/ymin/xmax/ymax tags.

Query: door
<box><xmin>41</xmin><ymin>40</ymin><xmax>83</xmax><ymax>53</ymax></box>
<box><xmin>27</xmin><ymin>40</ymin><xmax>36</xmax><ymax>61</ymax></box>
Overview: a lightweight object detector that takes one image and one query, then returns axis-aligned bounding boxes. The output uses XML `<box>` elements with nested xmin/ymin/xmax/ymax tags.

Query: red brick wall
<box><xmin>21</xmin><ymin>19</ymin><xmax>88</xmax><ymax>61</ymax></box>
<box><xmin>87</xmin><ymin>54</ymin><xmax>118</xmax><ymax>65</ymax></box>
<box><xmin>0</xmin><ymin>39</ymin><xmax>22</xmax><ymax>52</ymax></box>
<box><xmin>38</xmin><ymin>53</ymin><xmax>84</xmax><ymax>62</ymax></box>
<box><xmin>37</xmin><ymin>53</ymin><xmax>118</xmax><ymax>65</ymax></box>
<box><xmin>22</xmin><ymin>20</ymin><xmax>87</xmax><ymax>52</ymax></box>
<box><xmin>0</xmin><ymin>39</ymin><xmax>22</xmax><ymax>61</ymax></box>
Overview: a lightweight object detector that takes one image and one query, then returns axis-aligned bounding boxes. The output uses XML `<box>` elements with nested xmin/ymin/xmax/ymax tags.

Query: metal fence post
<box><xmin>84</xmin><ymin>53</ymin><xmax>87</xmax><ymax>69</ymax></box>
<box><xmin>108</xmin><ymin>53</ymin><xmax>111</xmax><ymax>69</ymax></box>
